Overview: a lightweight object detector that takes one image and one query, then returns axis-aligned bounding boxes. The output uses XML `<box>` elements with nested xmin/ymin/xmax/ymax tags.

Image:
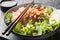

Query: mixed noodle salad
<box><xmin>4</xmin><ymin>4</ymin><xmax>60</xmax><ymax>36</ymax></box>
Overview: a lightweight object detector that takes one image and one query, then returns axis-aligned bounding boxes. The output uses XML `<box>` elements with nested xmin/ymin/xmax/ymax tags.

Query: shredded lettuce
<box><xmin>13</xmin><ymin>19</ymin><xmax>60</xmax><ymax>36</ymax></box>
<box><xmin>13</xmin><ymin>22</ymin><xmax>22</xmax><ymax>33</ymax></box>
<box><xmin>5</xmin><ymin>13</ymin><xmax>13</xmax><ymax>24</ymax></box>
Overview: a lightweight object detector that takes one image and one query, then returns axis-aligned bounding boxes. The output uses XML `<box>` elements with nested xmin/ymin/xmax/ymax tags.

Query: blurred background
<box><xmin>14</xmin><ymin>0</ymin><xmax>60</xmax><ymax>9</ymax></box>
<box><xmin>1</xmin><ymin>0</ymin><xmax>60</xmax><ymax>8</ymax></box>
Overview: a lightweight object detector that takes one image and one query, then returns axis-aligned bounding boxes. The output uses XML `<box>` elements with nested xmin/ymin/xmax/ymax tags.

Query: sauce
<box><xmin>1</xmin><ymin>1</ymin><xmax>17</xmax><ymax>7</ymax></box>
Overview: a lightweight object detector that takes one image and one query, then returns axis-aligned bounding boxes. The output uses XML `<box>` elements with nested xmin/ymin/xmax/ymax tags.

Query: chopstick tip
<box><xmin>2</xmin><ymin>32</ymin><xmax>5</xmax><ymax>35</ymax></box>
<box><xmin>2</xmin><ymin>33</ymin><xmax>4</xmax><ymax>35</ymax></box>
<box><xmin>6</xmin><ymin>32</ymin><xmax>11</xmax><ymax>36</ymax></box>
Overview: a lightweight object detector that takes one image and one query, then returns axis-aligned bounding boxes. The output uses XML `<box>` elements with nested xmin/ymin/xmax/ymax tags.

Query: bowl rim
<box><xmin>4</xmin><ymin>3</ymin><xmax>58</xmax><ymax>37</ymax></box>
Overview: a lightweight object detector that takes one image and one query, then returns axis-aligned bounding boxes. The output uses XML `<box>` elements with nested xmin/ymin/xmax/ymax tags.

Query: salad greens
<box><xmin>13</xmin><ymin>20</ymin><xmax>60</xmax><ymax>36</ymax></box>
<box><xmin>13</xmin><ymin>22</ymin><xmax>22</xmax><ymax>33</ymax></box>
<box><xmin>46</xmin><ymin>8</ymin><xmax>53</xmax><ymax>15</ymax></box>
<box><xmin>5</xmin><ymin>13</ymin><xmax>13</xmax><ymax>24</ymax></box>
<box><xmin>13</xmin><ymin>20</ymin><xmax>38</xmax><ymax>36</ymax></box>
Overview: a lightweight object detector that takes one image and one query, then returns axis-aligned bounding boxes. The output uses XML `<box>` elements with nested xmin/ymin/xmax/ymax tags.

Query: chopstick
<box><xmin>2</xmin><ymin>1</ymin><xmax>34</xmax><ymax>36</ymax></box>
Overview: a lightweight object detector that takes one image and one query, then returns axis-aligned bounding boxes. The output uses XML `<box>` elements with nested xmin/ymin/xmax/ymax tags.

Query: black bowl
<box><xmin>1</xmin><ymin>1</ymin><xmax>17</xmax><ymax>12</ymax></box>
<box><xmin>5</xmin><ymin>3</ymin><xmax>58</xmax><ymax>40</ymax></box>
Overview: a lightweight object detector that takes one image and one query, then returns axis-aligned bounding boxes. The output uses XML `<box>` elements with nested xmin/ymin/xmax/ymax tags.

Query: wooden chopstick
<box><xmin>2</xmin><ymin>1</ymin><xmax>34</xmax><ymax>36</ymax></box>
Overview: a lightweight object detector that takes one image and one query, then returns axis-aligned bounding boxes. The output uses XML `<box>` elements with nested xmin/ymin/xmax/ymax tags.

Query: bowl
<box><xmin>4</xmin><ymin>3</ymin><xmax>58</xmax><ymax>40</ymax></box>
<box><xmin>1</xmin><ymin>1</ymin><xmax>17</xmax><ymax>12</ymax></box>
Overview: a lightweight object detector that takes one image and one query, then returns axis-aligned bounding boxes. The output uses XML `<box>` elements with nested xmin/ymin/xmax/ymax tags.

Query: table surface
<box><xmin>0</xmin><ymin>0</ymin><xmax>60</xmax><ymax>40</ymax></box>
